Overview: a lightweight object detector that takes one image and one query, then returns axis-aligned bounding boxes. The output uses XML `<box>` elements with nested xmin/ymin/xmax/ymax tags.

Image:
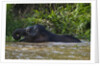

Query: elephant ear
<box><xmin>12</xmin><ymin>28</ymin><xmax>24</xmax><ymax>40</ymax></box>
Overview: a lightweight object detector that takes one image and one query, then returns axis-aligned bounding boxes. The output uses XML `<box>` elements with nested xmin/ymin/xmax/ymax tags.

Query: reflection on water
<box><xmin>5</xmin><ymin>41</ymin><xmax>90</xmax><ymax>60</ymax></box>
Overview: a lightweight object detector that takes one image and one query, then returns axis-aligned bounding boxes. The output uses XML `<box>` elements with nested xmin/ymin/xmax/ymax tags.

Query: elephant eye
<box><xmin>29</xmin><ymin>28</ymin><xmax>33</xmax><ymax>32</ymax></box>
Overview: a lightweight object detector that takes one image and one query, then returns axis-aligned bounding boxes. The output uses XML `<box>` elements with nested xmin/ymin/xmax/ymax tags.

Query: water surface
<box><xmin>5</xmin><ymin>41</ymin><xmax>90</xmax><ymax>60</ymax></box>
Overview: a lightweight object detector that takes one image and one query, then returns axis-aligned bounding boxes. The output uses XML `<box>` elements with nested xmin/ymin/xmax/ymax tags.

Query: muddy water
<box><xmin>5</xmin><ymin>41</ymin><xmax>90</xmax><ymax>60</ymax></box>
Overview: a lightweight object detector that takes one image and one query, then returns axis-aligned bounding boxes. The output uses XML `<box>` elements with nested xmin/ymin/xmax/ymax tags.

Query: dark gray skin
<box><xmin>12</xmin><ymin>24</ymin><xmax>81</xmax><ymax>42</ymax></box>
<box><xmin>12</xmin><ymin>28</ymin><xmax>27</xmax><ymax>40</ymax></box>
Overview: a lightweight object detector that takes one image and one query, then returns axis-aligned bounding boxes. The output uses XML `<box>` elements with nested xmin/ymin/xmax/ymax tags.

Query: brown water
<box><xmin>5</xmin><ymin>41</ymin><xmax>90</xmax><ymax>60</ymax></box>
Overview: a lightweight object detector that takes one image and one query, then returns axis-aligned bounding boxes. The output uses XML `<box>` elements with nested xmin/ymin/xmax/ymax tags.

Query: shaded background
<box><xmin>6</xmin><ymin>3</ymin><xmax>91</xmax><ymax>41</ymax></box>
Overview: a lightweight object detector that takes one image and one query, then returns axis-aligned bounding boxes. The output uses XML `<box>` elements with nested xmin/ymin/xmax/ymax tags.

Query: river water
<box><xmin>5</xmin><ymin>41</ymin><xmax>90</xmax><ymax>60</ymax></box>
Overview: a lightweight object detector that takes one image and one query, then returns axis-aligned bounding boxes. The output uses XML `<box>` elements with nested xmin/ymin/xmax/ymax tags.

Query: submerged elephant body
<box><xmin>12</xmin><ymin>24</ymin><xmax>81</xmax><ymax>43</ymax></box>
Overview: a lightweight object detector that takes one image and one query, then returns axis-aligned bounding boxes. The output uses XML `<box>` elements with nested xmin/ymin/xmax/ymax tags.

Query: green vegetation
<box><xmin>6</xmin><ymin>3</ymin><xmax>91</xmax><ymax>41</ymax></box>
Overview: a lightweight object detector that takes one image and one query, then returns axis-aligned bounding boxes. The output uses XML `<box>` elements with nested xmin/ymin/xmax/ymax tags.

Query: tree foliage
<box><xmin>6</xmin><ymin>3</ymin><xmax>91</xmax><ymax>41</ymax></box>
